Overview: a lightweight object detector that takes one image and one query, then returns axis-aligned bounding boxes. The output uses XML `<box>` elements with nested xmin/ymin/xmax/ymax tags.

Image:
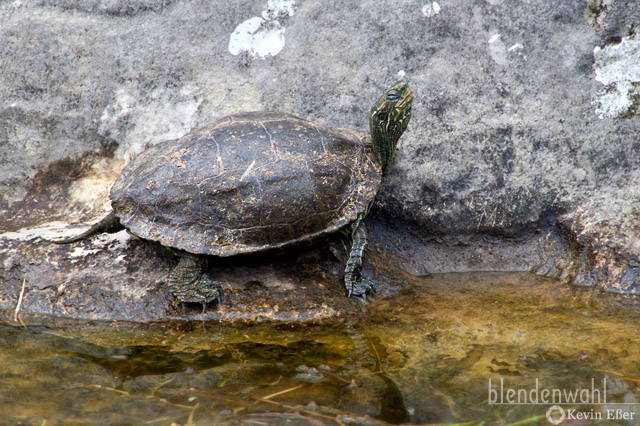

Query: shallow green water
<box><xmin>1</xmin><ymin>272</ymin><xmax>640</xmax><ymax>426</ymax></box>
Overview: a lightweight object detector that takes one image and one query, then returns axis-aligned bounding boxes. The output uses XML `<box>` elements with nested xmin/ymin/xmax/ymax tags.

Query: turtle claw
<box><xmin>365</xmin><ymin>288</ymin><xmax>376</xmax><ymax>302</ymax></box>
<box><xmin>172</xmin><ymin>277</ymin><xmax>222</xmax><ymax>307</ymax></box>
<box><xmin>346</xmin><ymin>277</ymin><xmax>376</xmax><ymax>300</ymax></box>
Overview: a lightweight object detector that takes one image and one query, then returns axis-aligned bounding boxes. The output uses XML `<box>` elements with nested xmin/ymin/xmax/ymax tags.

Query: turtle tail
<box><xmin>51</xmin><ymin>211</ymin><xmax>124</xmax><ymax>244</ymax></box>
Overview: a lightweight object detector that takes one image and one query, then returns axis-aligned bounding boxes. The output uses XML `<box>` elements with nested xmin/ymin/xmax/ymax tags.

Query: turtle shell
<box><xmin>110</xmin><ymin>111</ymin><xmax>382</xmax><ymax>256</ymax></box>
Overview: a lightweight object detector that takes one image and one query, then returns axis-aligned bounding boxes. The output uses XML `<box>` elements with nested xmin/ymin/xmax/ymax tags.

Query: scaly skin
<box><xmin>344</xmin><ymin>212</ymin><xmax>375</xmax><ymax>298</ymax></box>
<box><xmin>369</xmin><ymin>81</ymin><xmax>414</xmax><ymax>173</ymax></box>
<box><xmin>167</xmin><ymin>255</ymin><xmax>223</xmax><ymax>310</ymax></box>
<box><xmin>50</xmin><ymin>211</ymin><xmax>124</xmax><ymax>244</ymax></box>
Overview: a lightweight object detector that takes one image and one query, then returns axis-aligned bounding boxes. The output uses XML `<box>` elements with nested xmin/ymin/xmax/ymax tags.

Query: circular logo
<box><xmin>546</xmin><ymin>405</ymin><xmax>566</xmax><ymax>425</ymax></box>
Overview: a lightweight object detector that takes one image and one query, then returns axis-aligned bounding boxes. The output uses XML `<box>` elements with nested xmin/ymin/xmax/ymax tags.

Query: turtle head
<box><xmin>369</xmin><ymin>81</ymin><xmax>414</xmax><ymax>173</ymax></box>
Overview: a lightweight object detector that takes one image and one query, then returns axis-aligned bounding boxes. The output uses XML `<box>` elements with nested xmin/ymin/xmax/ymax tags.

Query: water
<box><xmin>1</xmin><ymin>272</ymin><xmax>639</xmax><ymax>426</ymax></box>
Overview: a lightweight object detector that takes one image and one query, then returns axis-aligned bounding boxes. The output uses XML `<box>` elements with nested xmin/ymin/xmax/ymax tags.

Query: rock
<box><xmin>0</xmin><ymin>0</ymin><xmax>639</xmax><ymax>320</ymax></box>
<box><xmin>0</xmin><ymin>222</ymin><xmax>364</xmax><ymax>321</ymax></box>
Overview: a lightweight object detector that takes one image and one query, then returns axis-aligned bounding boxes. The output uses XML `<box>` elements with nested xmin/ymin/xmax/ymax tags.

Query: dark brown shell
<box><xmin>110</xmin><ymin>111</ymin><xmax>382</xmax><ymax>256</ymax></box>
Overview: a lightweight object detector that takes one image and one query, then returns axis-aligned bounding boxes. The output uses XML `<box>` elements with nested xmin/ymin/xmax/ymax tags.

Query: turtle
<box><xmin>53</xmin><ymin>81</ymin><xmax>414</xmax><ymax>306</ymax></box>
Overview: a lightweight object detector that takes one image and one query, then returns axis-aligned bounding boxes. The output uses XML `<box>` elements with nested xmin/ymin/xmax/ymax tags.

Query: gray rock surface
<box><xmin>0</xmin><ymin>0</ymin><xmax>639</xmax><ymax>320</ymax></box>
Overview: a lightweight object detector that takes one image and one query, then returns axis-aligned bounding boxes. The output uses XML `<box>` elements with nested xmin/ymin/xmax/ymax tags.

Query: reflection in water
<box><xmin>0</xmin><ymin>272</ymin><xmax>639</xmax><ymax>425</ymax></box>
<box><xmin>365</xmin><ymin>336</ymin><xmax>410</xmax><ymax>424</ymax></box>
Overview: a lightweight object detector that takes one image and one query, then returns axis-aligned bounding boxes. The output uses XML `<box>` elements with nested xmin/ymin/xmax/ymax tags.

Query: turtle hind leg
<box><xmin>344</xmin><ymin>214</ymin><xmax>376</xmax><ymax>299</ymax></box>
<box><xmin>50</xmin><ymin>211</ymin><xmax>124</xmax><ymax>244</ymax></box>
<box><xmin>167</xmin><ymin>255</ymin><xmax>223</xmax><ymax>311</ymax></box>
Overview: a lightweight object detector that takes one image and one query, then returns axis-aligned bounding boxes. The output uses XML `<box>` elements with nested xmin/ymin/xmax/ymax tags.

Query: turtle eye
<box><xmin>386</xmin><ymin>89</ymin><xmax>401</xmax><ymax>103</ymax></box>
<box><xmin>376</xmin><ymin>111</ymin><xmax>389</xmax><ymax>123</ymax></box>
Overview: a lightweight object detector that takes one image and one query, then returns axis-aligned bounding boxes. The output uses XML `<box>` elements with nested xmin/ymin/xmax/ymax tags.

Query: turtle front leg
<box><xmin>344</xmin><ymin>215</ymin><xmax>375</xmax><ymax>298</ymax></box>
<box><xmin>167</xmin><ymin>254</ymin><xmax>223</xmax><ymax>311</ymax></box>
